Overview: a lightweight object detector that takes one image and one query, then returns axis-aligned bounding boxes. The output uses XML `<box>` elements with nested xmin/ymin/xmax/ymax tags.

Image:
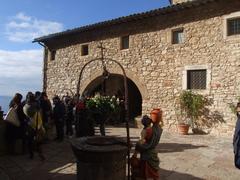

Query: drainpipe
<box><xmin>38</xmin><ymin>42</ymin><xmax>48</xmax><ymax>92</ymax></box>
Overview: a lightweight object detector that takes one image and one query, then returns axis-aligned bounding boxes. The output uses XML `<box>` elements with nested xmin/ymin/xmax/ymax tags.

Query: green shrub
<box><xmin>179</xmin><ymin>90</ymin><xmax>207</xmax><ymax>128</ymax></box>
<box><xmin>86</xmin><ymin>95</ymin><xmax>120</xmax><ymax>117</ymax></box>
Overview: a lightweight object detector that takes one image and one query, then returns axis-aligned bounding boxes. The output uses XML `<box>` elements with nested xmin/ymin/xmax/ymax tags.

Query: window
<box><xmin>172</xmin><ymin>29</ymin><xmax>184</xmax><ymax>44</ymax></box>
<box><xmin>183</xmin><ymin>65</ymin><xmax>210</xmax><ymax>92</ymax></box>
<box><xmin>227</xmin><ymin>18</ymin><xmax>240</xmax><ymax>36</ymax></box>
<box><xmin>50</xmin><ymin>50</ymin><xmax>56</xmax><ymax>61</ymax></box>
<box><xmin>81</xmin><ymin>44</ymin><xmax>89</xmax><ymax>56</ymax></box>
<box><xmin>120</xmin><ymin>35</ymin><xmax>129</xmax><ymax>49</ymax></box>
<box><xmin>187</xmin><ymin>69</ymin><xmax>207</xmax><ymax>90</ymax></box>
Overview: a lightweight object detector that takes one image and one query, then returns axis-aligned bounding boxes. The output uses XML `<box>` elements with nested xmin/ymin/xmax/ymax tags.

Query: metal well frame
<box><xmin>76</xmin><ymin>45</ymin><xmax>131</xmax><ymax>179</ymax></box>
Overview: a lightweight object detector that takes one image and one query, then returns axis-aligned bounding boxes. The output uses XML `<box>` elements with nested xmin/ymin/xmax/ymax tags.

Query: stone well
<box><xmin>71</xmin><ymin>136</ymin><xmax>128</xmax><ymax>180</ymax></box>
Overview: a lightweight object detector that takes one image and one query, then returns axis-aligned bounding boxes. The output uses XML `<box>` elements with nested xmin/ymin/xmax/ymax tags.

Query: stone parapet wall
<box><xmin>45</xmin><ymin>0</ymin><xmax>240</xmax><ymax>136</ymax></box>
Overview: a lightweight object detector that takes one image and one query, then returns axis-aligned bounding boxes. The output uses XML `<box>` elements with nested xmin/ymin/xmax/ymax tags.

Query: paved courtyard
<box><xmin>0</xmin><ymin>127</ymin><xmax>239</xmax><ymax>180</ymax></box>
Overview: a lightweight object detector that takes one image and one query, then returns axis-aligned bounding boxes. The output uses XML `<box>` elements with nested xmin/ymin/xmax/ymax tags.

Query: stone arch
<box><xmin>82</xmin><ymin>72</ymin><xmax>143</xmax><ymax>120</ymax></box>
<box><xmin>80</xmin><ymin>67</ymin><xmax>149</xmax><ymax>100</ymax></box>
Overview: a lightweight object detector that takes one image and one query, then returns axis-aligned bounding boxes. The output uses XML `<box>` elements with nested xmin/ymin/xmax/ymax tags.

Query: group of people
<box><xmin>3</xmin><ymin>91</ymin><xmax>163</xmax><ymax>178</ymax></box>
<box><xmin>5</xmin><ymin>92</ymin><xmax>50</xmax><ymax>160</ymax></box>
<box><xmin>4</xmin><ymin>91</ymin><xmax>77</xmax><ymax>160</ymax></box>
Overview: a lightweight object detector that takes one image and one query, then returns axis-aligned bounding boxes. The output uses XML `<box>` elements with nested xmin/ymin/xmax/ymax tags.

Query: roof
<box><xmin>33</xmin><ymin>0</ymin><xmax>219</xmax><ymax>43</ymax></box>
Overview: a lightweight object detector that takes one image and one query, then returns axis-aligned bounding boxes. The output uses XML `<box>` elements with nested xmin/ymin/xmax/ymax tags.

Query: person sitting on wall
<box><xmin>131</xmin><ymin>115</ymin><xmax>163</xmax><ymax>180</ymax></box>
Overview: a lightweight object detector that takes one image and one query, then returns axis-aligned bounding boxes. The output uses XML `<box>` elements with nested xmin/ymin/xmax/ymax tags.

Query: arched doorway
<box><xmin>83</xmin><ymin>73</ymin><xmax>142</xmax><ymax>121</ymax></box>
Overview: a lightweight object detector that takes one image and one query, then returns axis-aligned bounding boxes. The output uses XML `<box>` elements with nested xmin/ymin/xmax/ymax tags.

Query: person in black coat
<box><xmin>52</xmin><ymin>96</ymin><xmax>65</xmax><ymax>142</ymax></box>
<box><xmin>64</xmin><ymin>97</ymin><xmax>74</xmax><ymax>137</ymax></box>
<box><xmin>40</xmin><ymin>92</ymin><xmax>52</xmax><ymax>140</ymax></box>
<box><xmin>233</xmin><ymin>102</ymin><xmax>240</xmax><ymax>169</ymax></box>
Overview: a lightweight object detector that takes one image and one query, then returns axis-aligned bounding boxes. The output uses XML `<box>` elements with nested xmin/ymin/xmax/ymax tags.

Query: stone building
<box><xmin>34</xmin><ymin>0</ymin><xmax>240</xmax><ymax>136</ymax></box>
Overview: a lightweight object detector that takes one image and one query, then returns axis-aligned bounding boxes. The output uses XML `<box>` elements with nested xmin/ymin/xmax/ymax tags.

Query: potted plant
<box><xmin>86</xmin><ymin>94</ymin><xmax>120</xmax><ymax>123</ymax></box>
<box><xmin>177</xmin><ymin>112</ymin><xmax>191</xmax><ymax>135</ymax></box>
<box><xmin>85</xmin><ymin>94</ymin><xmax>120</xmax><ymax>136</ymax></box>
<box><xmin>178</xmin><ymin>90</ymin><xmax>206</xmax><ymax>135</ymax></box>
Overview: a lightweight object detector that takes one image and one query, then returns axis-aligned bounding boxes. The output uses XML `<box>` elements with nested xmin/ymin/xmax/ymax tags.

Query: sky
<box><xmin>0</xmin><ymin>0</ymin><xmax>170</xmax><ymax>97</ymax></box>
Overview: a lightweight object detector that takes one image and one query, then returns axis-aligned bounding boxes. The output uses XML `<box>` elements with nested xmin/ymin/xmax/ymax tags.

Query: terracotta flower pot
<box><xmin>178</xmin><ymin>123</ymin><xmax>190</xmax><ymax>135</ymax></box>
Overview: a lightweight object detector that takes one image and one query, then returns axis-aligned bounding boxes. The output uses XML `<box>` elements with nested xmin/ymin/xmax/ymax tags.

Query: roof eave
<box><xmin>33</xmin><ymin>0</ymin><xmax>219</xmax><ymax>43</ymax></box>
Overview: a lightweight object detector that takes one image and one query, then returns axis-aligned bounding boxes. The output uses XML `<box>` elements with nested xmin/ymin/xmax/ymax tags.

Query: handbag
<box><xmin>4</xmin><ymin>107</ymin><xmax>20</xmax><ymax>127</ymax></box>
<box><xmin>34</xmin><ymin>111</ymin><xmax>45</xmax><ymax>143</ymax></box>
<box><xmin>31</xmin><ymin>111</ymin><xmax>43</xmax><ymax>130</ymax></box>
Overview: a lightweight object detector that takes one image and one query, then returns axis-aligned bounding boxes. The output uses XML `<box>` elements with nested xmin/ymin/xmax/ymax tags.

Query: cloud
<box><xmin>0</xmin><ymin>49</ymin><xmax>43</xmax><ymax>96</ymax></box>
<box><xmin>15</xmin><ymin>12</ymin><xmax>32</xmax><ymax>21</ymax></box>
<box><xmin>5</xmin><ymin>12</ymin><xmax>63</xmax><ymax>42</ymax></box>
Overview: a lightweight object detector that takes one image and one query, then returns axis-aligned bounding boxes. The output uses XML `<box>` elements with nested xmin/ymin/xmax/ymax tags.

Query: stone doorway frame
<box><xmin>80</xmin><ymin>67</ymin><xmax>149</xmax><ymax>100</ymax></box>
<box><xmin>82</xmin><ymin>72</ymin><xmax>143</xmax><ymax>120</ymax></box>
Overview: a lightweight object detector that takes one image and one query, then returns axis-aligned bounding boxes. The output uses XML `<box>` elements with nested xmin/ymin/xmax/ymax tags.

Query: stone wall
<box><xmin>44</xmin><ymin>0</ymin><xmax>240</xmax><ymax>136</ymax></box>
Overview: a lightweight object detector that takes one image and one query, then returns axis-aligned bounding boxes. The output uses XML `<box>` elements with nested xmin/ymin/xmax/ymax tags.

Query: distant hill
<box><xmin>0</xmin><ymin>96</ymin><xmax>12</xmax><ymax>114</ymax></box>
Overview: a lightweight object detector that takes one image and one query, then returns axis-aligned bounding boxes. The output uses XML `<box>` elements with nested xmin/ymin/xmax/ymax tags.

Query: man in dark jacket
<box><xmin>40</xmin><ymin>92</ymin><xmax>52</xmax><ymax>140</ymax></box>
<box><xmin>233</xmin><ymin>102</ymin><xmax>240</xmax><ymax>169</ymax></box>
<box><xmin>52</xmin><ymin>96</ymin><xmax>65</xmax><ymax>142</ymax></box>
<box><xmin>64</xmin><ymin>97</ymin><xmax>74</xmax><ymax>137</ymax></box>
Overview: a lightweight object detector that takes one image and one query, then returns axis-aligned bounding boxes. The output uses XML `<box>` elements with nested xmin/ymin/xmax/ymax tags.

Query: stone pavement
<box><xmin>0</xmin><ymin>127</ymin><xmax>239</xmax><ymax>180</ymax></box>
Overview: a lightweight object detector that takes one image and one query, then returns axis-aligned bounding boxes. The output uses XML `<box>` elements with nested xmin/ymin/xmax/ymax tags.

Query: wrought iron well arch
<box><xmin>76</xmin><ymin>57</ymin><xmax>131</xmax><ymax>179</ymax></box>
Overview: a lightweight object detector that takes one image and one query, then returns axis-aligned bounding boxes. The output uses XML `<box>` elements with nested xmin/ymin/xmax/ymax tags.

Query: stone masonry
<box><xmin>36</xmin><ymin>0</ymin><xmax>240</xmax><ymax>136</ymax></box>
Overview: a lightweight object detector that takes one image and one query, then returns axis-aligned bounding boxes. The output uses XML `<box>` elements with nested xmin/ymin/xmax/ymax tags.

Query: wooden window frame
<box><xmin>227</xmin><ymin>17</ymin><xmax>240</xmax><ymax>36</ymax></box>
<box><xmin>50</xmin><ymin>50</ymin><xmax>56</xmax><ymax>61</ymax></box>
<box><xmin>223</xmin><ymin>11</ymin><xmax>240</xmax><ymax>39</ymax></box>
<box><xmin>172</xmin><ymin>28</ymin><xmax>184</xmax><ymax>44</ymax></box>
<box><xmin>81</xmin><ymin>44</ymin><xmax>89</xmax><ymax>56</ymax></box>
<box><xmin>120</xmin><ymin>35</ymin><xmax>129</xmax><ymax>50</ymax></box>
